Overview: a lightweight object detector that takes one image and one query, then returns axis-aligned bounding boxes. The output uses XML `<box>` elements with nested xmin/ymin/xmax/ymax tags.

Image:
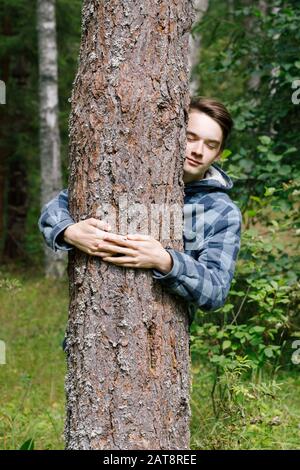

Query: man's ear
<box><xmin>214</xmin><ymin>152</ymin><xmax>221</xmax><ymax>162</ymax></box>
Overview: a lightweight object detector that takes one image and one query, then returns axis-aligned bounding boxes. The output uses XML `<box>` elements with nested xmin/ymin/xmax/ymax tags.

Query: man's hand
<box><xmin>97</xmin><ymin>233</ymin><xmax>174</xmax><ymax>273</ymax></box>
<box><xmin>63</xmin><ymin>218</ymin><xmax>118</xmax><ymax>257</ymax></box>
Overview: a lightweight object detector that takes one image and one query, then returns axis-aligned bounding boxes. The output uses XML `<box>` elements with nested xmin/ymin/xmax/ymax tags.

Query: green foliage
<box><xmin>0</xmin><ymin>272</ymin><xmax>22</xmax><ymax>292</ymax></box>
<box><xmin>193</xmin><ymin>0</ymin><xmax>300</xmax><ymax>208</ymax></box>
<box><xmin>19</xmin><ymin>438</ymin><xmax>34</xmax><ymax>450</ymax></box>
<box><xmin>189</xmin><ymin>4</ymin><xmax>300</xmax><ymax>428</ymax></box>
<box><xmin>0</xmin><ymin>0</ymin><xmax>82</xmax><ymax>263</ymax></box>
<box><xmin>191</xmin><ymin>185</ymin><xmax>299</xmax><ymax>372</ymax></box>
<box><xmin>190</xmin><ymin>182</ymin><xmax>300</xmax><ymax>446</ymax></box>
<box><xmin>190</xmin><ymin>364</ymin><xmax>300</xmax><ymax>449</ymax></box>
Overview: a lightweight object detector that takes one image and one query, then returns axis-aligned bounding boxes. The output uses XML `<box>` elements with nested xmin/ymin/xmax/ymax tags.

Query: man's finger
<box><xmin>88</xmin><ymin>218</ymin><xmax>111</xmax><ymax>231</ymax></box>
<box><xmin>102</xmin><ymin>233</ymin><xmax>136</xmax><ymax>247</ymax></box>
<box><xmin>102</xmin><ymin>256</ymin><xmax>137</xmax><ymax>266</ymax></box>
<box><xmin>126</xmin><ymin>233</ymin><xmax>151</xmax><ymax>241</ymax></box>
<box><xmin>93</xmin><ymin>251</ymin><xmax>119</xmax><ymax>257</ymax></box>
<box><xmin>97</xmin><ymin>243</ymin><xmax>134</xmax><ymax>256</ymax></box>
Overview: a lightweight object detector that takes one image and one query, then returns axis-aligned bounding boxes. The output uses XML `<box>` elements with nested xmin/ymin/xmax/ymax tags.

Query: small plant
<box><xmin>19</xmin><ymin>438</ymin><xmax>34</xmax><ymax>450</ymax></box>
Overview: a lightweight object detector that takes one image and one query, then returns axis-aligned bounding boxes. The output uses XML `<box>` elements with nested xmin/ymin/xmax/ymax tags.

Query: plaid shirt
<box><xmin>38</xmin><ymin>163</ymin><xmax>242</xmax><ymax>324</ymax></box>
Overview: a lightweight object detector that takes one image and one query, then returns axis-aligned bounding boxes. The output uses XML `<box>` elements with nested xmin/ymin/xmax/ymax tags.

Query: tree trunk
<box><xmin>37</xmin><ymin>0</ymin><xmax>65</xmax><ymax>278</ymax></box>
<box><xmin>189</xmin><ymin>0</ymin><xmax>209</xmax><ymax>94</ymax></box>
<box><xmin>65</xmin><ymin>0</ymin><xmax>195</xmax><ymax>450</ymax></box>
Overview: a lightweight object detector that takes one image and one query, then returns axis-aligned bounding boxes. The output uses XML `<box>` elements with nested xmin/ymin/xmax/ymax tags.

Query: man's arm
<box><xmin>152</xmin><ymin>206</ymin><xmax>242</xmax><ymax>311</ymax></box>
<box><xmin>38</xmin><ymin>189</ymin><xmax>116</xmax><ymax>256</ymax></box>
<box><xmin>38</xmin><ymin>189</ymin><xmax>113</xmax><ymax>255</ymax></box>
<box><xmin>38</xmin><ymin>189</ymin><xmax>75</xmax><ymax>252</ymax></box>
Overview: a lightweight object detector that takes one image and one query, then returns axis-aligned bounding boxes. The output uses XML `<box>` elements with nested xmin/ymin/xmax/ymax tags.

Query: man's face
<box><xmin>183</xmin><ymin>111</ymin><xmax>223</xmax><ymax>183</ymax></box>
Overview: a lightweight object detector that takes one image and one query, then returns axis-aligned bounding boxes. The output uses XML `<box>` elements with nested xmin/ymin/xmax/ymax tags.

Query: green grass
<box><xmin>0</xmin><ymin>268</ymin><xmax>68</xmax><ymax>450</ymax></box>
<box><xmin>190</xmin><ymin>363</ymin><xmax>300</xmax><ymax>450</ymax></box>
<box><xmin>1</xmin><ymin>269</ymin><xmax>300</xmax><ymax>450</ymax></box>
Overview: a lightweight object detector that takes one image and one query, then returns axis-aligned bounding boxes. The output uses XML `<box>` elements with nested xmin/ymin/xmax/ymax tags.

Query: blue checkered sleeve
<box><xmin>152</xmin><ymin>206</ymin><xmax>242</xmax><ymax>312</ymax></box>
<box><xmin>38</xmin><ymin>189</ymin><xmax>75</xmax><ymax>252</ymax></box>
<box><xmin>38</xmin><ymin>188</ymin><xmax>241</xmax><ymax>315</ymax></box>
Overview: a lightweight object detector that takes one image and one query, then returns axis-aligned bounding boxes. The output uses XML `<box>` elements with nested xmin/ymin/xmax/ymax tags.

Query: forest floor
<box><xmin>0</xmin><ymin>267</ymin><xmax>299</xmax><ymax>450</ymax></box>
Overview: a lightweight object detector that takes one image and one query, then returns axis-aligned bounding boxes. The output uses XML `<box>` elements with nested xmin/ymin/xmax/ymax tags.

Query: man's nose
<box><xmin>193</xmin><ymin>140</ymin><xmax>204</xmax><ymax>155</ymax></box>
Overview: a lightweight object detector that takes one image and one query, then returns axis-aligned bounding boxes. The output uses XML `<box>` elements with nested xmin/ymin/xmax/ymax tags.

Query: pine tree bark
<box><xmin>65</xmin><ymin>0</ymin><xmax>195</xmax><ymax>450</ymax></box>
<box><xmin>37</xmin><ymin>0</ymin><xmax>65</xmax><ymax>277</ymax></box>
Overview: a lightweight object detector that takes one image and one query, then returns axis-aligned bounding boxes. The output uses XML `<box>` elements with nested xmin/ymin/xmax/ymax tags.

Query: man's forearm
<box><xmin>154</xmin><ymin>250</ymin><xmax>173</xmax><ymax>274</ymax></box>
<box><xmin>63</xmin><ymin>225</ymin><xmax>75</xmax><ymax>245</ymax></box>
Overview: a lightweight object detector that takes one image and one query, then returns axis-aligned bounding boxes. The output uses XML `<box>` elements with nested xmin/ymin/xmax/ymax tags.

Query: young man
<box><xmin>38</xmin><ymin>97</ymin><xmax>242</xmax><ymax>325</ymax></box>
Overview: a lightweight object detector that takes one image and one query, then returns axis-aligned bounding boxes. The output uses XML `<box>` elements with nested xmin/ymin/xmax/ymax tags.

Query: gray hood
<box><xmin>184</xmin><ymin>163</ymin><xmax>234</xmax><ymax>195</ymax></box>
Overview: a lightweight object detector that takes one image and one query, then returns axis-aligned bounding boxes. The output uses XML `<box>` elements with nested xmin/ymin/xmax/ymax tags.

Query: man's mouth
<box><xmin>186</xmin><ymin>157</ymin><xmax>202</xmax><ymax>167</ymax></box>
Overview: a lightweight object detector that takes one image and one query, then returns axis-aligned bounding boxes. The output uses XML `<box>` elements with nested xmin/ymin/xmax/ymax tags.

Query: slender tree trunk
<box><xmin>37</xmin><ymin>0</ymin><xmax>65</xmax><ymax>277</ymax></box>
<box><xmin>189</xmin><ymin>0</ymin><xmax>209</xmax><ymax>94</ymax></box>
<box><xmin>65</xmin><ymin>0</ymin><xmax>195</xmax><ymax>450</ymax></box>
<box><xmin>246</xmin><ymin>0</ymin><xmax>267</xmax><ymax>91</ymax></box>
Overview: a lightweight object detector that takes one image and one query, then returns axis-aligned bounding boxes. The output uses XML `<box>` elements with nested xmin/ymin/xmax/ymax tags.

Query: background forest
<box><xmin>0</xmin><ymin>0</ymin><xmax>299</xmax><ymax>450</ymax></box>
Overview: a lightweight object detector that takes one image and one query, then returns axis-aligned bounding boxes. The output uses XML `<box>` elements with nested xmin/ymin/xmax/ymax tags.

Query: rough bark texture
<box><xmin>37</xmin><ymin>0</ymin><xmax>65</xmax><ymax>277</ymax></box>
<box><xmin>65</xmin><ymin>0</ymin><xmax>195</xmax><ymax>450</ymax></box>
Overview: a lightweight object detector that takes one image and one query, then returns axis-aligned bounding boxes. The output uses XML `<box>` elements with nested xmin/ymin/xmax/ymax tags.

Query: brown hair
<box><xmin>189</xmin><ymin>96</ymin><xmax>233</xmax><ymax>151</ymax></box>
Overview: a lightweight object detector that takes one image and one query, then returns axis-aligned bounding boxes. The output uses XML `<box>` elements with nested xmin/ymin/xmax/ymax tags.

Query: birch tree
<box><xmin>189</xmin><ymin>0</ymin><xmax>209</xmax><ymax>94</ymax></box>
<box><xmin>37</xmin><ymin>0</ymin><xmax>65</xmax><ymax>277</ymax></box>
<box><xmin>65</xmin><ymin>0</ymin><xmax>195</xmax><ymax>450</ymax></box>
